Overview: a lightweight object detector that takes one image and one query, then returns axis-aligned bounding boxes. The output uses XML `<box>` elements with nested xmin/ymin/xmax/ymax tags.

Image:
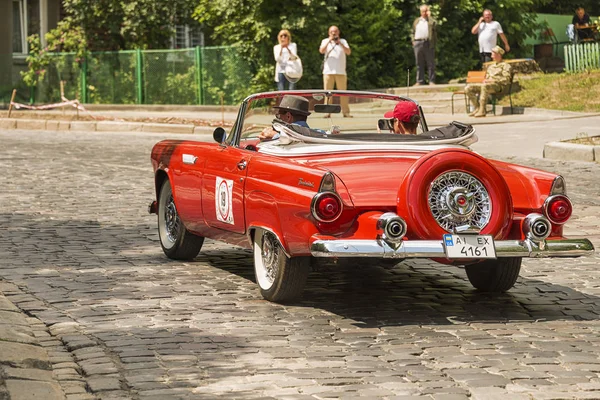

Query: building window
<box><xmin>12</xmin><ymin>0</ymin><xmax>25</xmax><ymax>53</ymax></box>
<box><xmin>171</xmin><ymin>25</ymin><xmax>204</xmax><ymax>49</ymax></box>
<box><xmin>12</xmin><ymin>0</ymin><xmax>41</xmax><ymax>55</ymax></box>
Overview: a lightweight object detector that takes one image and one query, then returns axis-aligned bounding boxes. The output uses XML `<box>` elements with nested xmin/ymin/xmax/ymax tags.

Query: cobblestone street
<box><xmin>1</xmin><ymin>129</ymin><xmax>599</xmax><ymax>400</ymax></box>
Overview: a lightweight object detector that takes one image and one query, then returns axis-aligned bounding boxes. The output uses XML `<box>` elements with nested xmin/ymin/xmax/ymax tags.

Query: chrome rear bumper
<box><xmin>310</xmin><ymin>238</ymin><xmax>595</xmax><ymax>259</ymax></box>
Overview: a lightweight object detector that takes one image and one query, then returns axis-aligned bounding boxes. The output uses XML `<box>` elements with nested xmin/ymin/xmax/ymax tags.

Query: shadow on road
<box><xmin>199</xmin><ymin>249</ymin><xmax>600</xmax><ymax>328</ymax></box>
<box><xmin>1</xmin><ymin>212</ymin><xmax>598</xmax><ymax>331</ymax></box>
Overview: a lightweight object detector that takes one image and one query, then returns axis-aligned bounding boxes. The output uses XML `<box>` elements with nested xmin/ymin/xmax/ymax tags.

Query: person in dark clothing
<box><xmin>573</xmin><ymin>7</ymin><xmax>593</xmax><ymax>41</ymax></box>
<box><xmin>411</xmin><ymin>4</ymin><xmax>437</xmax><ymax>86</ymax></box>
<box><xmin>259</xmin><ymin>95</ymin><xmax>311</xmax><ymax>140</ymax></box>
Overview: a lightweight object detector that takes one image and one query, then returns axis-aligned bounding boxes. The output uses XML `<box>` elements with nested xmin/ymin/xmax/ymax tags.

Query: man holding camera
<box><xmin>319</xmin><ymin>26</ymin><xmax>352</xmax><ymax>117</ymax></box>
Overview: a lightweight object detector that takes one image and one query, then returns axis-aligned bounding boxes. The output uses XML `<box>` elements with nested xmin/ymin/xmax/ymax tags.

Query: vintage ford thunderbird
<box><xmin>149</xmin><ymin>90</ymin><xmax>595</xmax><ymax>302</ymax></box>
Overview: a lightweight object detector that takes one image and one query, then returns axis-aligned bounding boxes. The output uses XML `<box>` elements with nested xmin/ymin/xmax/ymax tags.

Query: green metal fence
<box><xmin>33</xmin><ymin>46</ymin><xmax>252</xmax><ymax>105</ymax></box>
<box><xmin>564</xmin><ymin>42</ymin><xmax>600</xmax><ymax>72</ymax></box>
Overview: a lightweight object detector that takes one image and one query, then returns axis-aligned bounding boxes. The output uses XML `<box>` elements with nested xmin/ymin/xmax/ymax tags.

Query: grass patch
<box><xmin>505</xmin><ymin>70</ymin><xmax>600</xmax><ymax>112</ymax></box>
<box><xmin>564</xmin><ymin>132</ymin><xmax>600</xmax><ymax>145</ymax></box>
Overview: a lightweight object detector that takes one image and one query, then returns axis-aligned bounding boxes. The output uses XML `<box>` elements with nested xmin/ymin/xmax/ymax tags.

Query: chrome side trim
<box><xmin>310</xmin><ymin>238</ymin><xmax>595</xmax><ymax>259</ymax></box>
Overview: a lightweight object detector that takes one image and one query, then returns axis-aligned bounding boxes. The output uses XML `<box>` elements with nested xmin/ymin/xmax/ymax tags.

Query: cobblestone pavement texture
<box><xmin>0</xmin><ymin>128</ymin><xmax>599</xmax><ymax>400</ymax></box>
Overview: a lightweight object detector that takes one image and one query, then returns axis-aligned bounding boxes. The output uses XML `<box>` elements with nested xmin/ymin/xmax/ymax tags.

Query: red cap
<box><xmin>384</xmin><ymin>101</ymin><xmax>420</xmax><ymax>123</ymax></box>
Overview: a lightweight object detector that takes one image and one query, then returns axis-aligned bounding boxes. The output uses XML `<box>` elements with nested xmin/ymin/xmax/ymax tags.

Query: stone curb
<box><xmin>544</xmin><ymin>141</ymin><xmax>600</xmax><ymax>163</ymax></box>
<box><xmin>84</xmin><ymin>103</ymin><xmax>240</xmax><ymax>113</ymax></box>
<box><xmin>0</xmin><ymin>118</ymin><xmax>210</xmax><ymax>135</ymax></box>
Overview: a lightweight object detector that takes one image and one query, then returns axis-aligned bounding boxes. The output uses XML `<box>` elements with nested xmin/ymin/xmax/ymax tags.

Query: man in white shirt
<box><xmin>319</xmin><ymin>26</ymin><xmax>352</xmax><ymax>117</ymax></box>
<box><xmin>412</xmin><ymin>4</ymin><xmax>437</xmax><ymax>86</ymax></box>
<box><xmin>471</xmin><ymin>9</ymin><xmax>510</xmax><ymax>66</ymax></box>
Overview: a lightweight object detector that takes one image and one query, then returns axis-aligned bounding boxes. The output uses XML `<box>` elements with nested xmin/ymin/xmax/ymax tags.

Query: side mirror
<box><xmin>213</xmin><ymin>127</ymin><xmax>226</xmax><ymax>144</ymax></box>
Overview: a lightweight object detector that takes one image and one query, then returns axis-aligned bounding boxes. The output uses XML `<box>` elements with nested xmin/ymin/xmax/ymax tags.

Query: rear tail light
<box><xmin>543</xmin><ymin>195</ymin><xmax>572</xmax><ymax>225</ymax></box>
<box><xmin>311</xmin><ymin>192</ymin><xmax>343</xmax><ymax>222</ymax></box>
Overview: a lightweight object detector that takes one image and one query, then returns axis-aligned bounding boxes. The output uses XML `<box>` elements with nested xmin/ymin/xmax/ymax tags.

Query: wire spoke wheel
<box><xmin>164</xmin><ymin>194</ymin><xmax>180</xmax><ymax>245</ymax></box>
<box><xmin>253</xmin><ymin>229</ymin><xmax>310</xmax><ymax>303</ymax></box>
<box><xmin>256</xmin><ymin>231</ymin><xmax>280</xmax><ymax>289</ymax></box>
<box><xmin>428</xmin><ymin>170</ymin><xmax>492</xmax><ymax>232</ymax></box>
<box><xmin>158</xmin><ymin>179</ymin><xmax>204</xmax><ymax>260</ymax></box>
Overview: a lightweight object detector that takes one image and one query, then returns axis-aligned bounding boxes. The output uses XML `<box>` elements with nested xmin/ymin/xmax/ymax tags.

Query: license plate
<box><xmin>443</xmin><ymin>234</ymin><xmax>496</xmax><ymax>259</ymax></box>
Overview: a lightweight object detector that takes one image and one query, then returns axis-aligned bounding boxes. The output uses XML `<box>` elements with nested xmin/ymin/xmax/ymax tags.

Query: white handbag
<box><xmin>284</xmin><ymin>55</ymin><xmax>303</xmax><ymax>82</ymax></box>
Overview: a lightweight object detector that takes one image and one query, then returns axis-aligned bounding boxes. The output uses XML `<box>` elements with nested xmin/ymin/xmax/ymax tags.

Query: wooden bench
<box><xmin>451</xmin><ymin>70</ymin><xmax>514</xmax><ymax>115</ymax></box>
<box><xmin>451</xmin><ymin>71</ymin><xmax>485</xmax><ymax>115</ymax></box>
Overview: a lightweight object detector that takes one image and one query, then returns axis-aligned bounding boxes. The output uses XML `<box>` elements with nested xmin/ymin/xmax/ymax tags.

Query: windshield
<box><xmin>231</xmin><ymin>91</ymin><xmax>475</xmax><ymax>149</ymax></box>
<box><xmin>239</xmin><ymin>91</ymin><xmax>426</xmax><ymax>139</ymax></box>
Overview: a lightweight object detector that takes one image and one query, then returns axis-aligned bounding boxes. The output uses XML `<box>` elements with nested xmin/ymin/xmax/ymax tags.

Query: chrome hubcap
<box><xmin>447</xmin><ymin>187</ymin><xmax>476</xmax><ymax>217</ymax></box>
<box><xmin>261</xmin><ymin>232</ymin><xmax>279</xmax><ymax>284</ymax></box>
<box><xmin>165</xmin><ymin>195</ymin><xmax>180</xmax><ymax>243</ymax></box>
<box><xmin>428</xmin><ymin>171</ymin><xmax>491</xmax><ymax>232</ymax></box>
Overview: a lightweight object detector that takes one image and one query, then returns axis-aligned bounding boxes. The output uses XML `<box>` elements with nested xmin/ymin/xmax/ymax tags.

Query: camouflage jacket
<box><xmin>485</xmin><ymin>61</ymin><xmax>512</xmax><ymax>87</ymax></box>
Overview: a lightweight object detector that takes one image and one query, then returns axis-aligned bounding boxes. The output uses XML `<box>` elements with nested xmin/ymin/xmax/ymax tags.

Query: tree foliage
<box><xmin>22</xmin><ymin>0</ymin><xmax>558</xmax><ymax>101</ymax></box>
<box><xmin>21</xmin><ymin>18</ymin><xmax>87</xmax><ymax>87</ymax></box>
<box><xmin>62</xmin><ymin>0</ymin><xmax>198</xmax><ymax>51</ymax></box>
<box><xmin>194</xmin><ymin>0</ymin><xmax>549</xmax><ymax>92</ymax></box>
<box><xmin>537</xmin><ymin>1</ymin><xmax>599</xmax><ymax>16</ymax></box>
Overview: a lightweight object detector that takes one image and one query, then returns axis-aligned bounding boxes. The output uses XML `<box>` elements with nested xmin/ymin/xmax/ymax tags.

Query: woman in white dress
<box><xmin>273</xmin><ymin>29</ymin><xmax>298</xmax><ymax>91</ymax></box>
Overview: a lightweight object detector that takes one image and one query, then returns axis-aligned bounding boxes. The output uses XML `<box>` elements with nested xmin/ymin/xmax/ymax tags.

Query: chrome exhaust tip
<box><xmin>523</xmin><ymin>213</ymin><xmax>551</xmax><ymax>242</ymax></box>
<box><xmin>377</xmin><ymin>213</ymin><xmax>407</xmax><ymax>244</ymax></box>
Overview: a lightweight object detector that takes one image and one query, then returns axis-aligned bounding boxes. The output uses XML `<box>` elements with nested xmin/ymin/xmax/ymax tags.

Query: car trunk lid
<box><xmin>298</xmin><ymin>151</ymin><xmax>425</xmax><ymax>206</ymax></box>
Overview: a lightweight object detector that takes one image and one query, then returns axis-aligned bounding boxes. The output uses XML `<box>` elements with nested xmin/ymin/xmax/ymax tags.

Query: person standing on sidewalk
<box><xmin>319</xmin><ymin>25</ymin><xmax>352</xmax><ymax>117</ymax></box>
<box><xmin>412</xmin><ymin>4</ymin><xmax>437</xmax><ymax>86</ymax></box>
<box><xmin>273</xmin><ymin>29</ymin><xmax>298</xmax><ymax>91</ymax></box>
<box><xmin>471</xmin><ymin>9</ymin><xmax>510</xmax><ymax>67</ymax></box>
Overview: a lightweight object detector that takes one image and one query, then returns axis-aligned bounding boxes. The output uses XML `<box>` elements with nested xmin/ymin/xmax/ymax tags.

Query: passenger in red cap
<box><xmin>383</xmin><ymin>101</ymin><xmax>420</xmax><ymax>134</ymax></box>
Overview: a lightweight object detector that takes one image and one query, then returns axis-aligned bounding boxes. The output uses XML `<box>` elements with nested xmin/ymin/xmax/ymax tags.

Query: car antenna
<box><xmin>406</xmin><ymin>67</ymin><xmax>410</xmax><ymax>97</ymax></box>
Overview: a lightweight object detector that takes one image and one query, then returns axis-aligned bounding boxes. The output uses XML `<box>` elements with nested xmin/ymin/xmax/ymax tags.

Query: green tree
<box><xmin>537</xmin><ymin>1</ymin><xmax>599</xmax><ymax>15</ymax></box>
<box><xmin>21</xmin><ymin>18</ymin><xmax>87</xmax><ymax>88</ymax></box>
<box><xmin>434</xmin><ymin>0</ymin><xmax>549</xmax><ymax>75</ymax></box>
<box><xmin>194</xmin><ymin>0</ymin><xmax>548</xmax><ymax>93</ymax></box>
<box><xmin>63</xmin><ymin>0</ymin><xmax>198</xmax><ymax>51</ymax></box>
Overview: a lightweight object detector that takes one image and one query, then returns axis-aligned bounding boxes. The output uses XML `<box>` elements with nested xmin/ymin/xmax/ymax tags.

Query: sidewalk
<box><xmin>2</xmin><ymin>103</ymin><xmax>599</xmax><ymax>161</ymax></box>
<box><xmin>2</xmin><ymin>102</ymin><xmax>595</xmax><ymax>130</ymax></box>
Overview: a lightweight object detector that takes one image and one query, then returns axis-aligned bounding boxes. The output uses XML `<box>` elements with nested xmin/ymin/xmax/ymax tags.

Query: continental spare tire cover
<box><xmin>397</xmin><ymin>148</ymin><xmax>512</xmax><ymax>240</ymax></box>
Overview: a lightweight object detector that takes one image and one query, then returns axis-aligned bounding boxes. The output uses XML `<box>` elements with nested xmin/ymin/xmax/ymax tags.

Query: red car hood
<box><xmin>300</xmin><ymin>151</ymin><xmax>424</xmax><ymax>207</ymax></box>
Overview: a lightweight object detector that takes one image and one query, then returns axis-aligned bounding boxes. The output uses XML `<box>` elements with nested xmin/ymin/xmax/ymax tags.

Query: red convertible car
<box><xmin>149</xmin><ymin>90</ymin><xmax>594</xmax><ymax>302</ymax></box>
